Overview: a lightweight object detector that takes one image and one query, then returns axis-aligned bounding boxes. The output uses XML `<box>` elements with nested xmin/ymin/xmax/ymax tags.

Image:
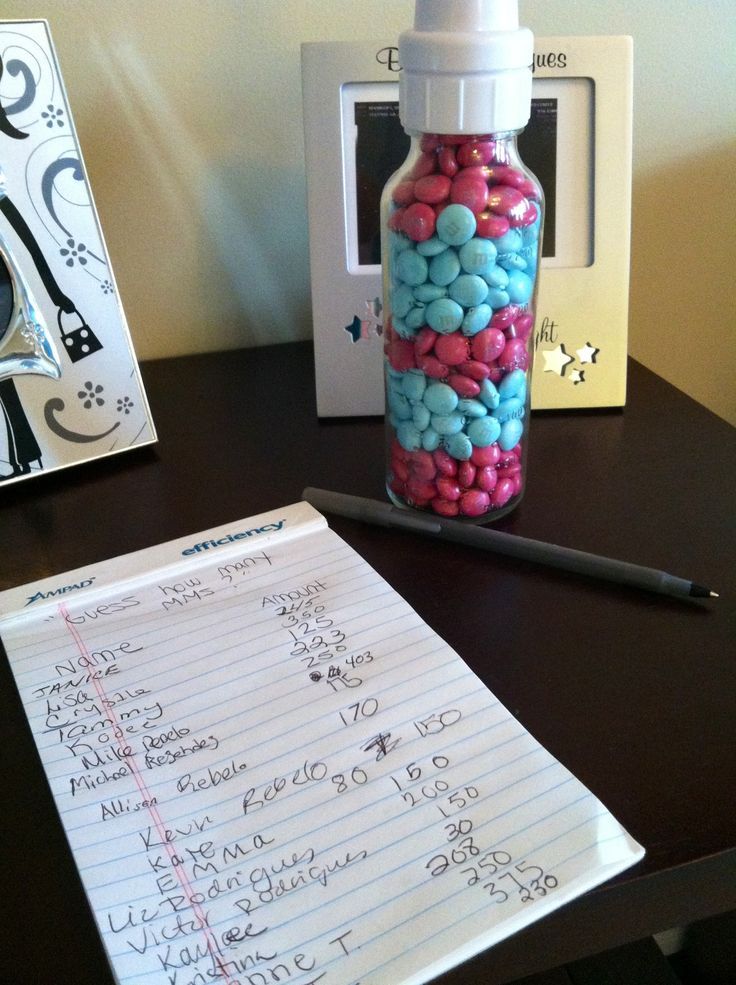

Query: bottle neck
<box><xmin>404</xmin><ymin>131</ymin><xmax>526</xmax><ymax>170</ymax></box>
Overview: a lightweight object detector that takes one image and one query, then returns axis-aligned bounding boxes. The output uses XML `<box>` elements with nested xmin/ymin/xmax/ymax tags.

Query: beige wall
<box><xmin>2</xmin><ymin>0</ymin><xmax>735</xmax><ymax>424</ymax></box>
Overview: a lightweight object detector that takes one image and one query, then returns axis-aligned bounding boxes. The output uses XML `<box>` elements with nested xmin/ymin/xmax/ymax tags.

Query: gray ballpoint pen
<box><xmin>302</xmin><ymin>488</ymin><xmax>718</xmax><ymax>600</ymax></box>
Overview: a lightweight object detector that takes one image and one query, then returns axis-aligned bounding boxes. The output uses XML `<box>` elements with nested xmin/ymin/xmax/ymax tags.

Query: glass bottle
<box><xmin>381</xmin><ymin>0</ymin><xmax>543</xmax><ymax>521</ymax></box>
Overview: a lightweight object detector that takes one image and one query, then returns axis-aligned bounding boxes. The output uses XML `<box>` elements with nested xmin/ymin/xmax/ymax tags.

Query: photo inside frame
<box><xmin>341</xmin><ymin>76</ymin><xmax>594</xmax><ymax>273</ymax></box>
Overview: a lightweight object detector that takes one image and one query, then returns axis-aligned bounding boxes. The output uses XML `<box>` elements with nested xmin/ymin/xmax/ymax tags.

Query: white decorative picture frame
<box><xmin>0</xmin><ymin>19</ymin><xmax>155</xmax><ymax>485</ymax></box>
<box><xmin>302</xmin><ymin>36</ymin><xmax>633</xmax><ymax>416</ymax></box>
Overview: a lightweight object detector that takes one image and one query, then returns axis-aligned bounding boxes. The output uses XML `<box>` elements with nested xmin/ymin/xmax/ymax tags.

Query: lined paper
<box><xmin>0</xmin><ymin>503</ymin><xmax>643</xmax><ymax>985</ymax></box>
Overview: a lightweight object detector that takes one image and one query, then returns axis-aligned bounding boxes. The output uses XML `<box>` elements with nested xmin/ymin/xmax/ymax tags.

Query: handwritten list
<box><xmin>0</xmin><ymin>503</ymin><xmax>643</xmax><ymax>985</ymax></box>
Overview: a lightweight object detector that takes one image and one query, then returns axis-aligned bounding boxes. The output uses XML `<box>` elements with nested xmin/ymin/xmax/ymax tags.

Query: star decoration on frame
<box><xmin>542</xmin><ymin>344</ymin><xmax>575</xmax><ymax>376</ymax></box>
<box><xmin>576</xmin><ymin>342</ymin><xmax>600</xmax><ymax>365</ymax></box>
<box><xmin>570</xmin><ymin>369</ymin><xmax>585</xmax><ymax>385</ymax></box>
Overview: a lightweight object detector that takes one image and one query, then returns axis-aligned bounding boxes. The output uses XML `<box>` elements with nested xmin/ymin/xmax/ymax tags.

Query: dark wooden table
<box><xmin>1</xmin><ymin>342</ymin><xmax>734</xmax><ymax>985</ymax></box>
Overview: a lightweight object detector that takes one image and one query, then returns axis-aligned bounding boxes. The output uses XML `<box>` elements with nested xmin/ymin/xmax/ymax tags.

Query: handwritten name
<box><xmin>177</xmin><ymin>759</ymin><xmax>248</xmax><ymax>794</ymax></box>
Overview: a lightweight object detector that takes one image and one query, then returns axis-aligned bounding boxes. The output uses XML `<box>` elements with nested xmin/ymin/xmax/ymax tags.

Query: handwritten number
<box><xmin>339</xmin><ymin>698</ymin><xmax>378</xmax><ymax>726</ymax></box>
<box><xmin>445</xmin><ymin>818</ymin><xmax>473</xmax><ymax>842</ymax></box>
<box><xmin>331</xmin><ymin>768</ymin><xmax>368</xmax><ymax>794</ymax></box>
<box><xmin>414</xmin><ymin>708</ymin><xmax>462</xmax><ymax>737</ymax></box>
<box><xmin>482</xmin><ymin>880</ymin><xmax>509</xmax><ymax>904</ymax></box>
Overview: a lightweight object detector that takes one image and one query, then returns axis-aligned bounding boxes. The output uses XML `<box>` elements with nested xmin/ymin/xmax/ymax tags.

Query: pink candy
<box><xmin>459</xmin><ymin>359</ymin><xmax>491</xmax><ymax>381</ymax></box>
<box><xmin>434</xmin><ymin>333</ymin><xmax>469</xmax><ymax>365</ymax></box>
<box><xmin>391</xmin><ymin>439</ymin><xmax>525</xmax><ymax>520</ymax></box>
<box><xmin>415</xmin><ymin>326</ymin><xmax>438</xmax><ymax>355</ymax></box>
<box><xmin>471</xmin><ymin>327</ymin><xmax>505</xmax><ymax>362</ymax></box>
<box><xmin>411</xmin><ymin>449</ymin><xmax>437</xmax><ymax>480</ymax></box>
<box><xmin>401</xmin><ymin>202</ymin><xmax>436</xmax><ymax>241</ymax></box>
<box><xmin>457</xmin><ymin>461</ymin><xmax>476</xmax><ymax>488</ymax></box>
<box><xmin>432</xmin><ymin>498</ymin><xmax>460</xmax><ymax>517</ymax></box>
<box><xmin>459</xmin><ymin>489</ymin><xmax>491</xmax><ymax>517</ymax></box>
<box><xmin>388</xmin><ymin>207</ymin><xmax>405</xmax><ymax>232</ymax></box>
<box><xmin>450</xmin><ymin>176</ymin><xmax>488</xmax><ymax>213</ymax></box>
<box><xmin>509</xmin><ymin>313</ymin><xmax>534</xmax><ymax>341</ymax></box>
<box><xmin>471</xmin><ymin>444</ymin><xmax>501</xmax><ymax>468</ymax></box>
<box><xmin>498</xmin><ymin>337</ymin><xmax>529</xmax><ymax>373</ymax></box>
<box><xmin>486</xmin><ymin>165</ymin><xmax>526</xmax><ymax>188</ymax></box>
<box><xmin>392</xmin><ymin>181</ymin><xmax>416</xmax><ymax>207</ymax></box>
<box><xmin>436</xmin><ymin>476</ymin><xmax>462</xmax><ymax>501</ymax></box>
<box><xmin>438</xmin><ymin>146</ymin><xmax>459</xmax><ymax>177</ymax></box>
<box><xmin>385</xmin><ymin>330</ymin><xmax>416</xmax><ymax>372</ymax></box>
<box><xmin>410</xmin><ymin>152</ymin><xmax>437</xmax><ymax>180</ymax></box>
<box><xmin>448</xmin><ymin>374</ymin><xmax>480</xmax><ymax>398</ymax></box>
<box><xmin>456</xmin><ymin>140</ymin><xmax>494</xmax><ymax>167</ymax></box>
<box><xmin>488</xmin><ymin>185</ymin><xmax>526</xmax><ymax>216</ymax></box>
<box><xmin>475</xmin><ymin>466</ymin><xmax>498</xmax><ymax>492</ymax></box>
<box><xmin>512</xmin><ymin>202</ymin><xmax>539</xmax><ymax>228</ymax></box>
<box><xmin>416</xmin><ymin>353</ymin><xmax>448</xmax><ymax>379</ymax></box>
<box><xmin>414</xmin><ymin>174</ymin><xmax>452</xmax><ymax>204</ymax></box>
<box><xmin>491</xmin><ymin>306</ymin><xmax>519</xmax><ymax>329</ymax></box>
<box><xmin>433</xmin><ymin>448</ymin><xmax>458</xmax><ymax>476</ymax></box>
<box><xmin>476</xmin><ymin>212</ymin><xmax>510</xmax><ymax>238</ymax></box>
<box><xmin>490</xmin><ymin>477</ymin><xmax>515</xmax><ymax>509</ymax></box>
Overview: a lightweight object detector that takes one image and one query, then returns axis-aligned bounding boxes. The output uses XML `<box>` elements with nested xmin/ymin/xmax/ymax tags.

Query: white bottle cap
<box><xmin>399</xmin><ymin>0</ymin><xmax>534</xmax><ymax>135</ymax></box>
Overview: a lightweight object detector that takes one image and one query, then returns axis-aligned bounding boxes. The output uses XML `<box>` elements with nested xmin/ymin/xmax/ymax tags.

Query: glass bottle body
<box><xmin>381</xmin><ymin>131</ymin><xmax>543</xmax><ymax>521</ymax></box>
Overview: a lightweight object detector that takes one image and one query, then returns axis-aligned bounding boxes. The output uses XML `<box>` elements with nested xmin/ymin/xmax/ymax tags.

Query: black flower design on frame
<box><xmin>60</xmin><ymin>238</ymin><xmax>87</xmax><ymax>267</ymax></box>
<box><xmin>78</xmin><ymin>382</ymin><xmax>104</xmax><ymax>409</ymax></box>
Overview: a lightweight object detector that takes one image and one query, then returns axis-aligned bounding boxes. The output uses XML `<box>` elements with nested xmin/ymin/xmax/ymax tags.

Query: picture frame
<box><xmin>302</xmin><ymin>36</ymin><xmax>633</xmax><ymax>416</ymax></box>
<box><xmin>0</xmin><ymin>19</ymin><xmax>156</xmax><ymax>485</ymax></box>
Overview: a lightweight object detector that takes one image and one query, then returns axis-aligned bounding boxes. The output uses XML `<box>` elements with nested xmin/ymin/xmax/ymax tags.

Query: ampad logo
<box><xmin>25</xmin><ymin>577</ymin><xmax>96</xmax><ymax>607</ymax></box>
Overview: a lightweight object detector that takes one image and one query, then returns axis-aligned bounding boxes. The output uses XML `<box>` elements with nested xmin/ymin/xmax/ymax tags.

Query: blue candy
<box><xmin>431</xmin><ymin>412</ymin><xmax>464</xmax><ymax>436</ymax></box>
<box><xmin>429</xmin><ymin>249</ymin><xmax>461</xmax><ymax>286</ymax></box>
<box><xmin>482</xmin><ymin>265</ymin><xmax>510</xmax><ymax>289</ymax></box>
<box><xmin>461</xmin><ymin>303</ymin><xmax>492</xmax><ymax>336</ymax></box>
<box><xmin>485</xmin><ymin>287</ymin><xmax>510</xmax><ymax>309</ymax></box>
<box><xmin>423</xmin><ymin>382</ymin><xmax>458</xmax><ymax>415</ymax></box>
<box><xmin>414</xmin><ymin>283</ymin><xmax>447</xmax><ymax>303</ymax></box>
<box><xmin>392</xmin><ymin>316</ymin><xmax>415</xmax><ymax>339</ymax></box>
<box><xmin>492</xmin><ymin>396</ymin><xmax>524</xmax><ymax>423</ymax></box>
<box><xmin>458</xmin><ymin>237</ymin><xmax>497</xmax><ymax>276</ymax></box>
<box><xmin>498</xmin><ymin>252</ymin><xmax>527</xmax><ymax>271</ymax></box>
<box><xmin>421</xmin><ymin>427</ymin><xmax>441</xmax><ymax>451</ymax></box>
<box><xmin>492</xmin><ymin>229</ymin><xmax>523</xmax><ymax>254</ymax></box>
<box><xmin>396</xmin><ymin>249</ymin><xmax>429</xmax><ymax>287</ymax></box>
<box><xmin>390</xmin><ymin>231</ymin><xmax>412</xmax><ymax>253</ymax></box>
<box><xmin>425</xmin><ymin>297</ymin><xmax>464</xmax><ymax>334</ymax></box>
<box><xmin>417</xmin><ymin>235</ymin><xmax>450</xmax><ymax>257</ymax></box>
<box><xmin>498</xmin><ymin>368</ymin><xmax>526</xmax><ymax>400</ymax></box>
<box><xmin>499</xmin><ymin>417</ymin><xmax>523</xmax><ymax>451</ymax></box>
<box><xmin>478</xmin><ymin>378</ymin><xmax>501</xmax><ymax>409</ymax></box>
<box><xmin>457</xmin><ymin>398</ymin><xmax>487</xmax><ymax>418</ymax></box>
<box><xmin>412</xmin><ymin>403</ymin><xmax>431</xmax><ymax>430</ymax></box>
<box><xmin>449</xmin><ymin>274</ymin><xmax>489</xmax><ymax>308</ymax></box>
<box><xmin>391</xmin><ymin>283</ymin><xmax>415</xmax><ymax>318</ymax></box>
<box><xmin>436</xmin><ymin>204</ymin><xmax>477</xmax><ymax>246</ymax></box>
<box><xmin>506</xmin><ymin>269</ymin><xmax>534</xmax><ymax>305</ymax></box>
<box><xmin>443</xmin><ymin>432</ymin><xmax>473</xmax><ymax>460</ymax></box>
<box><xmin>402</xmin><ymin>369</ymin><xmax>427</xmax><ymax>402</ymax></box>
<box><xmin>467</xmin><ymin>416</ymin><xmax>502</xmax><ymax>447</ymax></box>
<box><xmin>388</xmin><ymin>390</ymin><xmax>412</xmax><ymax>420</ymax></box>
<box><xmin>405</xmin><ymin>305</ymin><xmax>427</xmax><ymax>330</ymax></box>
<box><xmin>396</xmin><ymin>421</ymin><xmax>422</xmax><ymax>451</ymax></box>
<box><xmin>522</xmin><ymin>218</ymin><xmax>541</xmax><ymax>245</ymax></box>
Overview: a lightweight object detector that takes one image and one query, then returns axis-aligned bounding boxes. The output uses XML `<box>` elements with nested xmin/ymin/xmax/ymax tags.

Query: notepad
<box><xmin>0</xmin><ymin>503</ymin><xmax>643</xmax><ymax>985</ymax></box>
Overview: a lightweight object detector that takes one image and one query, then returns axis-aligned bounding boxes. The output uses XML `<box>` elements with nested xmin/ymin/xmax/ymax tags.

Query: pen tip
<box><xmin>689</xmin><ymin>583</ymin><xmax>718</xmax><ymax>599</ymax></box>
